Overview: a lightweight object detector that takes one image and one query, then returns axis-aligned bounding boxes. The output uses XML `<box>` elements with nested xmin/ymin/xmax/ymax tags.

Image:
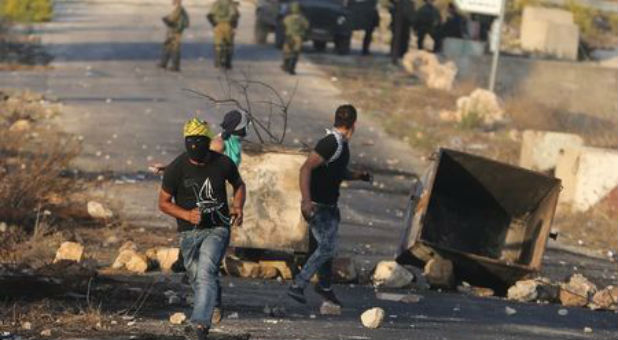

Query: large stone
<box><xmin>169</xmin><ymin>312</ymin><xmax>186</xmax><ymax>325</ymax></box>
<box><xmin>145</xmin><ymin>247</ymin><xmax>180</xmax><ymax>271</ymax></box>
<box><xmin>560</xmin><ymin>274</ymin><xmax>597</xmax><ymax>307</ymax></box>
<box><xmin>519</xmin><ymin>130</ymin><xmax>584</xmax><ymax>172</ymax></box>
<box><xmin>87</xmin><ymin>201</ymin><xmax>113</xmax><ymax>219</ymax></box>
<box><xmin>258</xmin><ymin>260</ymin><xmax>293</xmax><ymax>280</ymax></box>
<box><xmin>9</xmin><ymin>119</ymin><xmax>31</xmax><ymax>132</ymax></box>
<box><xmin>423</xmin><ymin>257</ymin><xmax>454</xmax><ymax>288</ymax></box>
<box><xmin>589</xmin><ymin>286</ymin><xmax>617</xmax><ymax>311</ymax></box>
<box><xmin>372</xmin><ymin>260</ymin><xmax>414</xmax><ymax>288</ymax></box>
<box><xmin>230</xmin><ymin>152</ymin><xmax>309</xmax><ymax>252</ymax></box>
<box><xmin>507</xmin><ymin>279</ymin><xmax>539</xmax><ymax>302</ymax></box>
<box><xmin>112</xmin><ymin>249</ymin><xmax>149</xmax><ymax>273</ymax></box>
<box><xmin>441</xmin><ymin>89</ymin><xmax>506</xmax><ymax>128</ymax></box>
<box><xmin>555</xmin><ymin>147</ymin><xmax>618</xmax><ymax>211</ymax></box>
<box><xmin>119</xmin><ymin>241</ymin><xmax>138</xmax><ymax>252</ymax></box>
<box><xmin>54</xmin><ymin>241</ymin><xmax>84</xmax><ymax>263</ymax></box>
<box><xmin>223</xmin><ymin>256</ymin><xmax>260</xmax><ymax>278</ymax></box>
<box><xmin>402</xmin><ymin>50</ymin><xmax>458</xmax><ymax>91</ymax></box>
<box><xmin>360</xmin><ymin>307</ymin><xmax>385</xmax><ymax>329</ymax></box>
<box><xmin>332</xmin><ymin>257</ymin><xmax>358</xmax><ymax>283</ymax></box>
<box><xmin>520</xmin><ymin>7</ymin><xmax>578</xmax><ymax>60</ymax></box>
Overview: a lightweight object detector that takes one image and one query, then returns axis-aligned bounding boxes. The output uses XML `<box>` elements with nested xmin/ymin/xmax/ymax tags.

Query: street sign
<box><xmin>454</xmin><ymin>0</ymin><xmax>504</xmax><ymax>16</ymax></box>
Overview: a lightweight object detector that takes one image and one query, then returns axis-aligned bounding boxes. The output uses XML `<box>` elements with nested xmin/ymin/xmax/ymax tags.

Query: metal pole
<box><xmin>488</xmin><ymin>0</ymin><xmax>506</xmax><ymax>92</ymax></box>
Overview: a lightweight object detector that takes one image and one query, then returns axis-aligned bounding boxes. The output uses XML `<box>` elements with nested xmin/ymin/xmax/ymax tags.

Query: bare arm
<box><xmin>299</xmin><ymin>152</ymin><xmax>325</xmax><ymax>218</ymax></box>
<box><xmin>210</xmin><ymin>135</ymin><xmax>225</xmax><ymax>154</ymax></box>
<box><xmin>158</xmin><ymin>189</ymin><xmax>201</xmax><ymax>225</ymax></box>
<box><xmin>230</xmin><ymin>181</ymin><xmax>246</xmax><ymax>226</ymax></box>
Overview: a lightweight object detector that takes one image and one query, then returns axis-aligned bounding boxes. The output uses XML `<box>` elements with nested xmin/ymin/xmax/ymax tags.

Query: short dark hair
<box><xmin>334</xmin><ymin>104</ymin><xmax>357</xmax><ymax>128</ymax></box>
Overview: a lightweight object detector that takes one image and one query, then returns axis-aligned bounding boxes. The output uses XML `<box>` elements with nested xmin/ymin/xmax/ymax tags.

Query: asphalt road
<box><xmin>1</xmin><ymin>1</ymin><xmax>617</xmax><ymax>339</ymax></box>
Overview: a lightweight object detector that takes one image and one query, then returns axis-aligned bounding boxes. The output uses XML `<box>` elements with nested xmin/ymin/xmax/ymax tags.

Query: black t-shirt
<box><xmin>162</xmin><ymin>152</ymin><xmax>242</xmax><ymax>232</ymax></box>
<box><xmin>310</xmin><ymin>133</ymin><xmax>350</xmax><ymax>205</ymax></box>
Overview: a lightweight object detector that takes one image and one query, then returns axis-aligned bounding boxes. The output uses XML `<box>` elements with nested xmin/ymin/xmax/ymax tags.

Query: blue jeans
<box><xmin>179</xmin><ymin>227</ymin><xmax>229</xmax><ymax>328</ymax></box>
<box><xmin>295</xmin><ymin>205</ymin><xmax>340</xmax><ymax>289</ymax></box>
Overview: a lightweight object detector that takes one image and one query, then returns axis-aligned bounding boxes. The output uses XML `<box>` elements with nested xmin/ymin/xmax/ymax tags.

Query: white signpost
<box><xmin>454</xmin><ymin>0</ymin><xmax>507</xmax><ymax>92</ymax></box>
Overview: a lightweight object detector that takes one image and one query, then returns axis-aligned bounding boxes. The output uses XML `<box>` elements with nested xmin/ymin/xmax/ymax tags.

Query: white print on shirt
<box><xmin>191</xmin><ymin>178</ymin><xmax>224</xmax><ymax>214</ymax></box>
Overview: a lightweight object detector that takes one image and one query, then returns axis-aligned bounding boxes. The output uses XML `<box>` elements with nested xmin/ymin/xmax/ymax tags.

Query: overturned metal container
<box><xmin>397</xmin><ymin>148</ymin><xmax>561</xmax><ymax>291</ymax></box>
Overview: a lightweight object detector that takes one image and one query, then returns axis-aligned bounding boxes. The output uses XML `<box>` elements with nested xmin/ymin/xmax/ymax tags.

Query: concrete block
<box><xmin>520</xmin><ymin>7</ymin><xmax>579</xmax><ymax>60</ymax></box>
<box><xmin>519</xmin><ymin>130</ymin><xmax>584</xmax><ymax>172</ymax></box>
<box><xmin>442</xmin><ymin>38</ymin><xmax>486</xmax><ymax>59</ymax></box>
<box><xmin>555</xmin><ymin>147</ymin><xmax>618</xmax><ymax>211</ymax></box>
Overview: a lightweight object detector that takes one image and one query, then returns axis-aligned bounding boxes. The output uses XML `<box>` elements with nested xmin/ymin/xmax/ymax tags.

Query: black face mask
<box><xmin>185</xmin><ymin>136</ymin><xmax>211</xmax><ymax>163</ymax></box>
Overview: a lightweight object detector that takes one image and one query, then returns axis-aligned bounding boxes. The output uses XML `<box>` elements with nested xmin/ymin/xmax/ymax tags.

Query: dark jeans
<box><xmin>390</xmin><ymin>25</ymin><xmax>411</xmax><ymax>58</ymax></box>
<box><xmin>417</xmin><ymin>27</ymin><xmax>440</xmax><ymax>52</ymax></box>
<box><xmin>295</xmin><ymin>205</ymin><xmax>340</xmax><ymax>289</ymax></box>
<box><xmin>179</xmin><ymin>227</ymin><xmax>229</xmax><ymax>328</ymax></box>
<box><xmin>362</xmin><ymin>26</ymin><xmax>375</xmax><ymax>55</ymax></box>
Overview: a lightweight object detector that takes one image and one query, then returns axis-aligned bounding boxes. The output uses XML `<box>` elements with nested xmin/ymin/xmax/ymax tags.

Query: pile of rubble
<box><xmin>439</xmin><ymin>88</ymin><xmax>507</xmax><ymax>129</ymax></box>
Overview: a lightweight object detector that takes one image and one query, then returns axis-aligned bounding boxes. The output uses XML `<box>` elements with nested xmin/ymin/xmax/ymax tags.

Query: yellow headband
<box><xmin>183</xmin><ymin>118</ymin><xmax>213</xmax><ymax>138</ymax></box>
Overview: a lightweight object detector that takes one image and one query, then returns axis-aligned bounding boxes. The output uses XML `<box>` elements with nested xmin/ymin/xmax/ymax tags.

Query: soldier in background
<box><xmin>281</xmin><ymin>2</ymin><xmax>309</xmax><ymax>75</ymax></box>
<box><xmin>208</xmin><ymin>0</ymin><xmax>240</xmax><ymax>69</ymax></box>
<box><xmin>414</xmin><ymin>0</ymin><xmax>441</xmax><ymax>52</ymax></box>
<box><xmin>362</xmin><ymin>6</ymin><xmax>380</xmax><ymax>56</ymax></box>
<box><xmin>159</xmin><ymin>0</ymin><xmax>189</xmax><ymax>72</ymax></box>
<box><xmin>387</xmin><ymin>0</ymin><xmax>415</xmax><ymax>59</ymax></box>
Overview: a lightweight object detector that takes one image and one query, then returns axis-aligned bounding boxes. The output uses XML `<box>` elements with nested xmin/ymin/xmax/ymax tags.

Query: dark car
<box><xmin>254</xmin><ymin>0</ymin><xmax>378</xmax><ymax>55</ymax></box>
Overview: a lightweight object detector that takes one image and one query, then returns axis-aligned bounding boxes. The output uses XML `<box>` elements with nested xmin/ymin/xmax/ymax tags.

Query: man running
<box><xmin>159</xmin><ymin>118</ymin><xmax>245</xmax><ymax>340</ymax></box>
<box><xmin>288</xmin><ymin>105</ymin><xmax>372</xmax><ymax>306</ymax></box>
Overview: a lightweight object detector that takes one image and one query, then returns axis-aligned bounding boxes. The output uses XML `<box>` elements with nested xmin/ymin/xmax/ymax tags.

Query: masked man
<box><xmin>159</xmin><ymin>118</ymin><xmax>246</xmax><ymax>340</ymax></box>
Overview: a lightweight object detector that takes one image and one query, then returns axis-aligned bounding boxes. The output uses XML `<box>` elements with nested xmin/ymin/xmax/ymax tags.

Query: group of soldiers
<box><xmin>159</xmin><ymin>0</ymin><xmax>307</xmax><ymax>75</ymax></box>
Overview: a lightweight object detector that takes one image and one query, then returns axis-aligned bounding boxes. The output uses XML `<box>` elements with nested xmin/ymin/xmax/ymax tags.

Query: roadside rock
<box><xmin>146</xmin><ymin>247</ymin><xmax>180</xmax><ymax>271</ymax></box>
<box><xmin>440</xmin><ymin>89</ymin><xmax>506</xmax><ymax>128</ymax></box>
<box><xmin>560</xmin><ymin>274</ymin><xmax>597</xmax><ymax>307</ymax></box>
<box><xmin>320</xmin><ymin>301</ymin><xmax>342</xmax><ymax>315</ymax></box>
<box><xmin>21</xmin><ymin>321</ymin><xmax>32</xmax><ymax>330</ymax></box>
<box><xmin>54</xmin><ymin>241</ymin><xmax>84</xmax><ymax>263</ymax></box>
<box><xmin>40</xmin><ymin>329</ymin><xmax>52</xmax><ymax>337</ymax></box>
<box><xmin>423</xmin><ymin>257</ymin><xmax>454</xmax><ymax>288</ymax></box>
<box><xmin>507</xmin><ymin>279</ymin><xmax>539</xmax><ymax>302</ymax></box>
<box><xmin>87</xmin><ymin>201</ymin><xmax>113</xmax><ymax>219</ymax></box>
<box><xmin>258</xmin><ymin>263</ymin><xmax>279</xmax><ymax>279</ymax></box>
<box><xmin>119</xmin><ymin>241</ymin><xmax>138</xmax><ymax>252</ymax></box>
<box><xmin>112</xmin><ymin>248</ymin><xmax>149</xmax><ymax>273</ymax></box>
<box><xmin>332</xmin><ymin>257</ymin><xmax>358</xmax><ymax>283</ymax></box>
<box><xmin>589</xmin><ymin>286</ymin><xmax>617</xmax><ymax>311</ymax></box>
<box><xmin>9</xmin><ymin>119</ymin><xmax>31</xmax><ymax>132</ymax></box>
<box><xmin>360</xmin><ymin>307</ymin><xmax>385</xmax><ymax>329</ymax></box>
<box><xmin>402</xmin><ymin>50</ymin><xmax>457</xmax><ymax>91</ymax></box>
<box><xmin>505</xmin><ymin>306</ymin><xmax>517</xmax><ymax>316</ymax></box>
<box><xmin>372</xmin><ymin>261</ymin><xmax>414</xmax><ymax>288</ymax></box>
<box><xmin>223</xmin><ymin>256</ymin><xmax>260</xmax><ymax>278</ymax></box>
<box><xmin>457</xmin><ymin>283</ymin><xmax>494</xmax><ymax>297</ymax></box>
<box><xmin>258</xmin><ymin>260</ymin><xmax>293</xmax><ymax>280</ymax></box>
<box><xmin>169</xmin><ymin>312</ymin><xmax>186</xmax><ymax>325</ymax></box>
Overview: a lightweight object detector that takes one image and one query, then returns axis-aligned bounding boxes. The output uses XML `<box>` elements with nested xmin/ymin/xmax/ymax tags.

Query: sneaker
<box><xmin>211</xmin><ymin>307</ymin><xmax>222</xmax><ymax>325</ymax></box>
<box><xmin>195</xmin><ymin>325</ymin><xmax>208</xmax><ymax>340</ymax></box>
<box><xmin>314</xmin><ymin>285</ymin><xmax>341</xmax><ymax>306</ymax></box>
<box><xmin>287</xmin><ymin>284</ymin><xmax>306</xmax><ymax>304</ymax></box>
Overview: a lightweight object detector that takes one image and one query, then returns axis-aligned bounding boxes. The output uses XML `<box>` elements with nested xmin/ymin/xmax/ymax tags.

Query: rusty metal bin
<box><xmin>397</xmin><ymin>148</ymin><xmax>561</xmax><ymax>290</ymax></box>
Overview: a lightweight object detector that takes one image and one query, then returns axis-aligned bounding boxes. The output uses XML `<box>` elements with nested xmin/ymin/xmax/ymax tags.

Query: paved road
<box><xmin>1</xmin><ymin>1</ymin><xmax>617</xmax><ymax>339</ymax></box>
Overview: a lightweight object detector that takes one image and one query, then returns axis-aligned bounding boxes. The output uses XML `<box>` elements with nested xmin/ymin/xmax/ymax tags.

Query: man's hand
<box><xmin>301</xmin><ymin>200</ymin><xmax>315</xmax><ymax>222</ymax></box>
<box><xmin>230</xmin><ymin>206</ymin><xmax>243</xmax><ymax>226</ymax></box>
<box><xmin>185</xmin><ymin>208</ymin><xmax>201</xmax><ymax>225</ymax></box>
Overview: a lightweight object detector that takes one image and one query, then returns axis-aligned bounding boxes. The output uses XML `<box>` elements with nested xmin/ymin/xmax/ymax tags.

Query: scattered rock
<box><xmin>228</xmin><ymin>312</ymin><xmax>239</xmax><ymax>319</ymax></box>
<box><xmin>557</xmin><ymin>308</ymin><xmax>568</xmax><ymax>316</ymax></box>
<box><xmin>402</xmin><ymin>50</ymin><xmax>457</xmax><ymax>91</ymax></box>
<box><xmin>589</xmin><ymin>285</ymin><xmax>617</xmax><ymax>311</ymax></box>
<box><xmin>507</xmin><ymin>279</ymin><xmax>539</xmax><ymax>302</ymax></box>
<box><xmin>320</xmin><ymin>301</ymin><xmax>342</xmax><ymax>315</ymax></box>
<box><xmin>457</xmin><ymin>284</ymin><xmax>494</xmax><ymax>297</ymax></box>
<box><xmin>21</xmin><ymin>321</ymin><xmax>32</xmax><ymax>330</ymax></box>
<box><xmin>119</xmin><ymin>241</ymin><xmax>138</xmax><ymax>252</ymax></box>
<box><xmin>258</xmin><ymin>260</ymin><xmax>293</xmax><ymax>280</ymax></box>
<box><xmin>440</xmin><ymin>89</ymin><xmax>506</xmax><ymax>128</ymax></box>
<box><xmin>54</xmin><ymin>241</ymin><xmax>84</xmax><ymax>263</ymax></box>
<box><xmin>376</xmin><ymin>292</ymin><xmax>422</xmax><ymax>303</ymax></box>
<box><xmin>112</xmin><ymin>249</ymin><xmax>149</xmax><ymax>273</ymax></box>
<box><xmin>145</xmin><ymin>247</ymin><xmax>180</xmax><ymax>271</ymax></box>
<box><xmin>223</xmin><ymin>256</ymin><xmax>260</xmax><ymax>278</ymax></box>
<box><xmin>583</xmin><ymin>327</ymin><xmax>592</xmax><ymax>333</ymax></box>
<box><xmin>332</xmin><ymin>257</ymin><xmax>358</xmax><ymax>283</ymax></box>
<box><xmin>169</xmin><ymin>312</ymin><xmax>187</xmax><ymax>325</ymax></box>
<box><xmin>360</xmin><ymin>307</ymin><xmax>385</xmax><ymax>329</ymax></box>
<box><xmin>87</xmin><ymin>201</ymin><xmax>113</xmax><ymax>219</ymax></box>
<box><xmin>9</xmin><ymin>119</ymin><xmax>31</xmax><ymax>132</ymax></box>
<box><xmin>560</xmin><ymin>274</ymin><xmax>597</xmax><ymax>307</ymax></box>
<box><xmin>372</xmin><ymin>260</ymin><xmax>414</xmax><ymax>288</ymax></box>
<box><xmin>104</xmin><ymin>235</ymin><xmax>119</xmax><ymax>245</ymax></box>
<box><xmin>423</xmin><ymin>257</ymin><xmax>454</xmax><ymax>288</ymax></box>
<box><xmin>258</xmin><ymin>263</ymin><xmax>279</xmax><ymax>279</ymax></box>
<box><xmin>504</xmin><ymin>306</ymin><xmax>517</xmax><ymax>316</ymax></box>
<box><xmin>0</xmin><ymin>222</ymin><xmax>7</xmax><ymax>233</ymax></box>
<box><xmin>40</xmin><ymin>329</ymin><xmax>52</xmax><ymax>337</ymax></box>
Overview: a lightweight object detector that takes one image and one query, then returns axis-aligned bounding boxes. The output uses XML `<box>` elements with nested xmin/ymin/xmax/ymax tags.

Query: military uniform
<box><xmin>414</xmin><ymin>0</ymin><xmax>441</xmax><ymax>51</ymax></box>
<box><xmin>387</xmin><ymin>0</ymin><xmax>415</xmax><ymax>58</ymax></box>
<box><xmin>208</xmin><ymin>0</ymin><xmax>240</xmax><ymax>69</ymax></box>
<box><xmin>281</xmin><ymin>3</ymin><xmax>309</xmax><ymax>75</ymax></box>
<box><xmin>160</xmin><ymin>3</ymin><xmax>189</xmax><ymax>71</ymax></box>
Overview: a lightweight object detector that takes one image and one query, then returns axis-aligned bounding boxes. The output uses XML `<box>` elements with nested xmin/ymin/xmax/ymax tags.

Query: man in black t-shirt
<box><xmin>159</xmin><ymin>118</ymin><xmax>245</xmax><ymax>340</ymax></box>
<box><xmin>287</xmin><ymin>105</ymin><xmax>372</xmax><ymax>306</ymax></box>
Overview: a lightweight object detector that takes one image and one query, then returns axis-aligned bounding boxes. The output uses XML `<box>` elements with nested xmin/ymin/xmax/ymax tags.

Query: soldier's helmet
<box><xmin>290</xmin><ymin>2</ymin><xmax>301</xmax><ymax>14</ymax></box>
